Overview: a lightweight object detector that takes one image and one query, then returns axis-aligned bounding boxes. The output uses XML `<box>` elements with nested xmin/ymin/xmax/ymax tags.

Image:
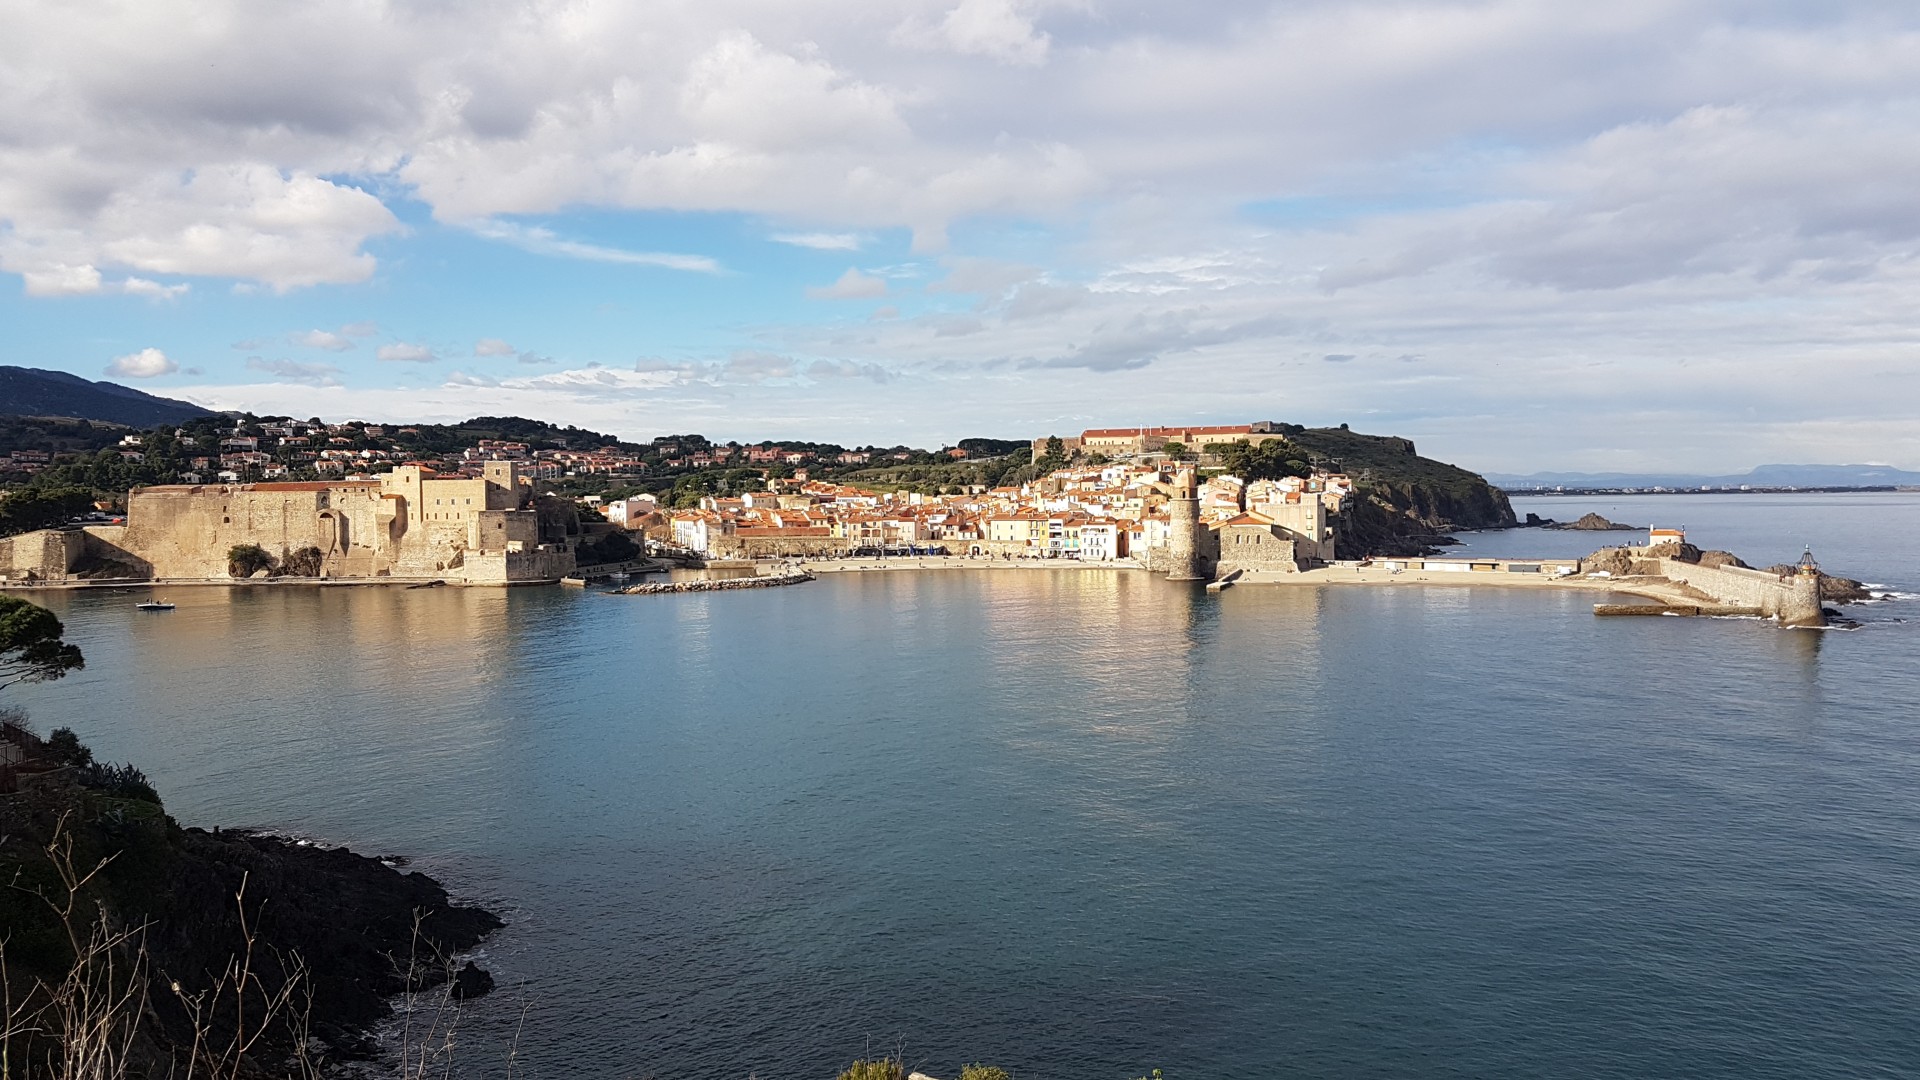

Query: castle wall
<box><xmin>1215</xmin><ymin>526</ymin><xmax>1301</xmax><ymax>576</ymax></box>
<box><xmin>0</xmin><ymin>529</ymin><xmax>85</xmax><ymax>581</ymax></box>
<box><xmin>1250</xmin><ymin>498</ymin><xmax>1335</xmax><ymax>561</ymax></box>
<box><xmin>1652</xmin><ymin>558</ymin><xmax>1824</xmax><ymax>626</ymax></box>
<box><xmin>110</xmin><ymin>480</ymin><xmax>571</xmax><ymax>585</ymax></box>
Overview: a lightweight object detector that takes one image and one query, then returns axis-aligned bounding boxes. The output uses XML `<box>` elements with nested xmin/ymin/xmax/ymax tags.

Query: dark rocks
<box><xmin>450</xmin><ymin>959</ymin><xmax>495</xmax><ymax>1000</ymax></box>
<box><xmin>149</xmin><ymin>828</ymin><xmax>506</xmax><ymax>1054</ymax></box>
<box><xmin>1546</xmin><ymin>512</ymin><xmax>1639</xmax><ymax>531</ymax></box>
<box><xmin>613</xmin><ymin>571</ymin><xmax>814</xmax><ymax>594</ymax></box>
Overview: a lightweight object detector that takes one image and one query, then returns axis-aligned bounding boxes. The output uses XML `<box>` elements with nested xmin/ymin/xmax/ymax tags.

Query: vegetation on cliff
<box><xmin>0</xmin><ymin>598</ymin><xmax>501</xmax><ymax>1077</ymax></box>
<box><xmin>1272</xmin><ymin>425</ymin><xmax>1516</xmax><ymax>556</ymax></box>
<box><xmin>2</xmin><ymin>724</ymin><xmax>503</xmax><ymax>1077</ymax></box>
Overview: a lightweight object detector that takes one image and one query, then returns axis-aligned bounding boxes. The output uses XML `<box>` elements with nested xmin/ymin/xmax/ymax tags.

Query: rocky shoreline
<box><xmin>0</xmin><ymin>728</ymin><xmax>503</xmax><ymax>1075</ymax></box>
<box><xmin>612</xmin><ymin>571</ymin><xmax>815</xmax><ymax>594</ymax></box>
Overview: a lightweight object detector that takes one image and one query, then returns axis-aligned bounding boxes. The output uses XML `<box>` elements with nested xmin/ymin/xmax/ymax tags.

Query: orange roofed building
<box><xmin>1030</xmin><ymin>421</ymin><xmax>1292</xmax><ymax>459</ymax></box>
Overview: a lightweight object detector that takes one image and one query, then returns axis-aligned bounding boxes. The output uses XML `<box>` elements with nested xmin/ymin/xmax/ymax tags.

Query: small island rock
<box><xmin>1548</xmin><ymin>512</ymin><xmax>1639</xmax><ymax>531</ymax></box>
<box><xmin>450</xmin><ymin>960</ymin><xmax>495</xmax><ymax>1000</ymax></box>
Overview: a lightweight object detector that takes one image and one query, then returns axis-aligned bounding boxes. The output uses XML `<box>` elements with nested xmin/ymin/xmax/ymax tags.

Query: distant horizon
<box><xmin>4</xmin><ymin>2</ymin><xmax>1918</xmax><ymax>474</ymax></box>
<box><xmin>20</xmin><ymin>367</ymin><xmax>1920</xmax><ymax>485</ymax></box>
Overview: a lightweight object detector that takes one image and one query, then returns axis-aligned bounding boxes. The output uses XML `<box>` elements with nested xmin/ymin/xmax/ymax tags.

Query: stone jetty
<box><xmin>611</xmin><ymin>571</ymin><xmax>814</xmax><ymax>595</ymax></box>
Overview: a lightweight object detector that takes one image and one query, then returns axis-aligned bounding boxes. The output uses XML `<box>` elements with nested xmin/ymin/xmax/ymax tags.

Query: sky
<box><xmin>2</xmin><ymin>0</ymin><xmax>1917</xmax><ymax>474</ymax></box>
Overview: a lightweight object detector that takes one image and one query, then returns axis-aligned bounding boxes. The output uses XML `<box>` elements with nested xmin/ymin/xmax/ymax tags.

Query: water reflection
<box><xmin>9</xmin><ymin>566</ymin><xmax>1919</xmax><ymax>1080</ymax></box>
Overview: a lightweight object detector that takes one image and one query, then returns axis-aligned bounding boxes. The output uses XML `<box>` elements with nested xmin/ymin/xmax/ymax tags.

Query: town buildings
<box><xmin>659</xmin><ymin>461</ymin><xmax>1353</xmax><ymax>572</ymax></box>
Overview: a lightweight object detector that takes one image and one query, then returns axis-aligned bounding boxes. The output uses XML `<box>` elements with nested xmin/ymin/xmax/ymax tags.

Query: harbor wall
<box><xmin>1651</xmin><ymin>558</ymin><xmax>1823</xmax><ymax>626</ymax></box>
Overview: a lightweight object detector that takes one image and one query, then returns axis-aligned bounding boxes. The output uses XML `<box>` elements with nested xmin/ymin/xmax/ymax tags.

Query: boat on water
<box><xmin>135</xmin><ymin>600</ymin><xmax>175</xmax><ymax>611</ymax></box>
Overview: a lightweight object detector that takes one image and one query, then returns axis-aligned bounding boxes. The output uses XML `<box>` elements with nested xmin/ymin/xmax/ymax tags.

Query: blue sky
<box><xmin>3</xmin><ymin>0</ymin><xmax>1917</xmax><ymax>471</ymax></box>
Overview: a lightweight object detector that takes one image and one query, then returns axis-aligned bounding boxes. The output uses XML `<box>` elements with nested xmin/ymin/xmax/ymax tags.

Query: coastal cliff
<box><xmin>0</xmin><ymin>727</ymin><xmax>500</xmax><ymax>1076</ymax></box>
<box><xmin>1285</xmin><ymin>426</ymin><xmax>1517</xmax><ymax>556</ymax></box>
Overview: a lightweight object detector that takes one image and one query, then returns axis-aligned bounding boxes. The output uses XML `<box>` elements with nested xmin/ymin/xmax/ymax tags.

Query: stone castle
<box><xmin>0</xmin><ymin>462</ymin><xmax>578</xmax><ymax>585</ymax></box>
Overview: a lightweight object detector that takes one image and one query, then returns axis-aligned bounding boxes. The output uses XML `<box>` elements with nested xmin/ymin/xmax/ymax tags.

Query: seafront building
<box><xmin>0</xmin><ymin>418</ymin><xmax>1351</xmax><ymax>584</ymax></box>
<box><xmin>662</xmin><ymin>461</ymin><xmax>1352</xmax><ymax>573</ymax></box>
<box><xmin>0</xmin><ymin>460</ymin><xmax>579</xmax><ymax>584</ymax></box>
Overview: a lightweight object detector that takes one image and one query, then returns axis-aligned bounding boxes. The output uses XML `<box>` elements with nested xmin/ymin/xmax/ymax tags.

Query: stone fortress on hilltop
<box><xmin>0</xmin><ymin>460</ymin><xmax>579</xmax><ymax>585</ymax></box>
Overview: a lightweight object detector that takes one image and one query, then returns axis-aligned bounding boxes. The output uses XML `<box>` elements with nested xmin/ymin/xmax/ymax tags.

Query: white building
<box><xmin>604</xmin><ymin>495</ymin><xmax>659</xmax><ymax>527</ymax></box>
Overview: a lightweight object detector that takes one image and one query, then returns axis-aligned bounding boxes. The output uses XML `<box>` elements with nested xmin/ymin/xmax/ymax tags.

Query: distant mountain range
<box><xmin>0</xmin><ymin>366</ymin><xmax>214</xmax><ymax>427</ymax></box>
<box><xmin>1488</xmin><ymin>464</ymin><xmax>1920</xmax><ymax>490</ymax></box>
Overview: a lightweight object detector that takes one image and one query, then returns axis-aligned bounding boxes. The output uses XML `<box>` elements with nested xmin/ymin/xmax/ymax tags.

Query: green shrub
<box><xmin>837</xmin><ymin>1058</ymin><xmax>904</xmax><ymax>1080</ymax></box>
<box><xmin>76</xmin><ymin>761</ymin><xmax>162</xmax><ymax>805</ymax></box>
<box><xmin>959</xmin><ymin>1066</ymin><xmax>1012</xmax><ymax>1080</ymax></box>
<box><xmin>227</xmin><ymin>543</ymin><xmax>274</xmax><ymax>577</ymax></box>
<box><xmin>280</xmin><ymin>545</ymin><xmax>325</xmax><ymax>576</ymax></box>
<box><xmin>44</xmin><ymin>726</ymin><xmax>93</xmax><ymax>767</ymax></box>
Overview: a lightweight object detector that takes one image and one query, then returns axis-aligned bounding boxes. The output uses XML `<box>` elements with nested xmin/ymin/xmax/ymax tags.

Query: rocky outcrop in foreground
<box><xmin>0</xmin><ymin>730</ymin><xmax>501</xmax><ymax>1076</ymax></box>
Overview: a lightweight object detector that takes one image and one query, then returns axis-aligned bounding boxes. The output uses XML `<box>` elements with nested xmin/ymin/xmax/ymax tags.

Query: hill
<box><xmin>0</xmin><ymin>366</ymin><xmax>213</xmax><ymax>427</ymax></box>
<box><xmin>1487</xmin><ymin>463</ymin><xmax>1920</xmax><ymax>490</ymax></box>
<box><xmin>1278</xmin><ymin>425</ymin><xmax>1515</xmax><ymax>554</ymax></box>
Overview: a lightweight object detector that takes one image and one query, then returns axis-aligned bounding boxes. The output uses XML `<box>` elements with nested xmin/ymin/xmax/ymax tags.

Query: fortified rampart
<box><xmin>1650</xmin><ymin>557</ymin><xmax>1824</xmax><ymax>627</ymax></box>
<box><xmin>1215</xmin><ymin>532</ymin><xmax>1298</xmax><ymax>577</ymax></box>
<box><xmin>1</xmin><ymin>463</ymin><xmax>575</xmax><ymax>586</ymax></box>
<box><xmin>707</xmin><ymin>532</ymin><xmax>846</xmax><ymax>559</ymax></box>
<box><xmin>0</xmin><ymin>529</ymin><xmax>85</xmax><ymax>582</ymax></box>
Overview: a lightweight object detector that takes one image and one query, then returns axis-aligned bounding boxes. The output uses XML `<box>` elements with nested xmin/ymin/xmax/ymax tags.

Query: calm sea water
<box><xmin>13</xmin><ymin>493</ymin><xmax>1920</xmax><ymax>1079</ymax></box>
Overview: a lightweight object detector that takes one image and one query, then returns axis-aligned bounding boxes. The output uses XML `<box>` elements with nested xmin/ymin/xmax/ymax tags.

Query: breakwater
<box><xmin>611</xmin><ymin>571</ymin><xmax>814</xmax><ymax>595</ymax></box>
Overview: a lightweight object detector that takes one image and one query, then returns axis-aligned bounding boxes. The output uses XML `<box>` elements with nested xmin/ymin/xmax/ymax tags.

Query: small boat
<box><xmin>135</xmin><ymin>600</ymin><xmax>175</xmax><ymax>611</ymax></box>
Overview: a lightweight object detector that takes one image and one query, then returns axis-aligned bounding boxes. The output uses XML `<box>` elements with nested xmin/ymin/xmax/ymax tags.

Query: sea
<box><xmin>11</xmin><ymin>491</ymin><xmax>1920</xmax><ymax>1079</ymax></box>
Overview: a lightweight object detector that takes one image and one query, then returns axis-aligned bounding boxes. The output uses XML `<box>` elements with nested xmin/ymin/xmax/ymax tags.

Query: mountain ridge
<box><xmin>1488</xmin><ymin>463</ymin><xmax>1920</xmax><ymax>489</ymax></box>
<box><xmin>0</xmin><ymin>365</ymin><xmax>214</xmax><ymax>427</ymax></box>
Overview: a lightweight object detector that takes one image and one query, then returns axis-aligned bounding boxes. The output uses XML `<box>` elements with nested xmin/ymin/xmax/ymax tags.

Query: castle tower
<box><xmin>1166</xmin><ymin>469</ymin><xmax>1204</xmax><ymax>581</ymax></box>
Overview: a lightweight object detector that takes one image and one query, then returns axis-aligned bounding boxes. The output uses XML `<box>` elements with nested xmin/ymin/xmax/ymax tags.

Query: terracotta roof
<box><xmin>1081</xmin><ymin>425</ymin><xmax>1253</xmax><ymax>438</ymax></box>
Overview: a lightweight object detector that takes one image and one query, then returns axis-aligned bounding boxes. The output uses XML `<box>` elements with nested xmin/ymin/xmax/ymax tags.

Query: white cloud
<box><xmin>121</xmin><ymin>277</ymin><xmax>189</xmax><ymax>299</ymax></box>
<box><xmin>339</xmin><ymin>321</ymin><xmax>379</xmax><ymax>337</ymax></box>
<box><xmin>10</xmin><ymin>0</ymin><xmax>1920</xmax><ymax>468</ymax></box>
<box><xmin>105</xmin><ymin>346</ymin><xmax>177</xmax><ymax>379</ymax></box>
<box><xmin>937</xmin><ymin>0</ymin><xmax>1054</xmax><ymax>66</ymax></box>
<box><xmin>473</xmin><ymin>338</ymin><xmax>554</xmax><ymax>364</ymax></box>
<box><xmin>294</xmin><ymin>329</ymin><xmax>356</xmax><ymax>352</ymax></box>
<box><xmin>807</xmin><ymin>267</ymin><xmax>888</xmax><ymax>300</ymax></box>
<box><xmin>771</xmin><ymin>232</ymin><xmax>866</xmax><ymax>251</ymax></box>
<box><xmin>462</xmin><ymin>221</ymin><xmax>722</xmax><ymax>274</ymax></box>
<box><xmin>21</xmin><ymin>265</ymin><xmax>103</xmax><ymax>297</ymax></box>
<box><xmin>377</xmin><ymin>343</ymin><xmax>437</xmax><ymax>363</ymax></box>
<box><xmin>244</xmin><ymin>356</ymin><xmax>342</xmax><ymax>386</ymax></box>
<box><xmin>2</xmin><ymin>163</ymin><xmax>401</xmax><ymax>295</ymax></box>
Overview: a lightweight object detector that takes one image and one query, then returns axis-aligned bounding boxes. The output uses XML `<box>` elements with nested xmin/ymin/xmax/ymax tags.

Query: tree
<box><xmin>227</xmin><ymin>544</ymin><xmax>274</xmax><ymax>578</ymax></box>
<box><xmin>280</xmin><ymin>546</ymin><xmax>324</xmax><ymax>577</ymax></box>
<box><xmin>578</xmin><ymin>530</ymin><xmax>641</xmax><ymax>565</ymax></box>
<box><xmin>0</xmin><ymin>487</ymin><xmax>96</xmax><ymax>537</ymax></box>
<box><xmin>0</xmin><ymin>595</ymin><xmax>84</xmax><ymax>690</ymax></box>
<box><xmin>1163</xmin><ymin>441</ymin><xmax>1190</xmax><ymax>461</ymax></box>
<box><xmin>1215</xmin><ymin>438</ymin><xmax>1312</xmax><ymax>481</ymax></box>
